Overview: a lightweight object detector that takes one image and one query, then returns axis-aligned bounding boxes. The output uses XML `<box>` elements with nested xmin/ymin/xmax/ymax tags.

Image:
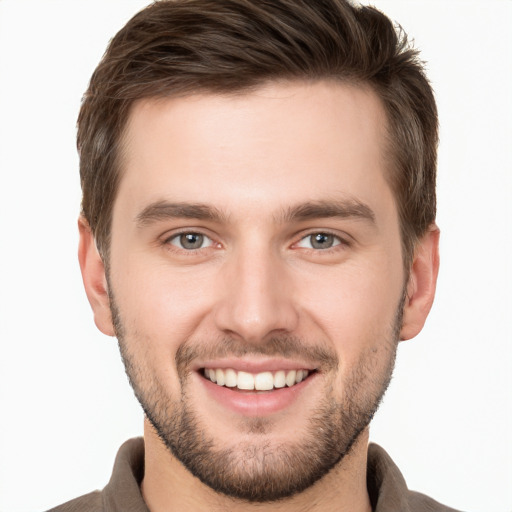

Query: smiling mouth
<box><xmin>202</xmin><ymin>368</ymin><xmax>315</xmax><ymax>391</ymax></box>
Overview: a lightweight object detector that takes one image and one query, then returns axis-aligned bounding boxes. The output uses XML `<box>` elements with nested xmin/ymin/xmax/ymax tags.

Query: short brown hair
<box><xmin>78</xmin><ymin>0</ymin><xmax>438</xmax><ymax>267</ymax></box>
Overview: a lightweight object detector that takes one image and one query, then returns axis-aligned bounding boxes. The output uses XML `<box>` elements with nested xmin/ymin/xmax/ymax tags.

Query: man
<box><xmin>50</xmin><ymin>0</ymin><xmax>459</xmax><ymax>510</ymax></box>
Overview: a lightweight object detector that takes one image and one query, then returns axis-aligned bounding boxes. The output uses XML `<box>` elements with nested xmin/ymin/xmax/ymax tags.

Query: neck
<box><xmin>141</xmin><ymin>419</ymin><xmax>372</xmax><ymax>512</ymax></box>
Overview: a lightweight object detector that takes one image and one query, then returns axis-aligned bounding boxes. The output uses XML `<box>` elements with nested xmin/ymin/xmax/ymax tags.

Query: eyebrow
<box><xmin>136</xmin><ymin>201</ymin><xmax>229</xmax><ymax>227</ymax></box>
<box><xmin>135</xmin><ymin>198</ymin><xmax>376</xmax><ymax>227</ymax></box>
<box><xmin>276</xmin><ymin>199</ymin><xmax>376</xmax><ymax>225</ymax></box>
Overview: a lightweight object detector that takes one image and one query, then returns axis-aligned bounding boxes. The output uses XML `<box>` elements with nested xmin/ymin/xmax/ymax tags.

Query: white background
<box><xmin>0</xmin><ymin>1</ymin><xmax>511</xmax><ymax>511</ymax></box>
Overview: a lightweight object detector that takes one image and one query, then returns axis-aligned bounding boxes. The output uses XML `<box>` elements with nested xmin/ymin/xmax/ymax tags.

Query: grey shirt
<box><xmin>48</xmin><ymin>438</ymin><xmax>462</xmax><ymax>511</ymax></box>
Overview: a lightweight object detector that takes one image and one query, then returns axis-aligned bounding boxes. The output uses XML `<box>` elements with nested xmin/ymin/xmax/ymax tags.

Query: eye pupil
<box><xmin>311</xmin><ymin>233</ymin><xmax>333</xmax><ymax>249</ymax></box>
<box><xmin>180</xmin><ymin>233</ymin><xmax>203</xmax><ymax>249</ymax></box>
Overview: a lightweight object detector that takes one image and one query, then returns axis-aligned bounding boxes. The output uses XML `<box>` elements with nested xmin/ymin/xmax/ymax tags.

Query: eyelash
<box><xmin>163</xmin><ymin>231</ymin><xmax>216</xmax><ymax>253</ymax></box>
<box><xmin>294</xmin><ymin>231</ymin><xmax>350</xmax><ymax>252</ymax></box>
<box><xmin>162</xmin><ymin>229</ymin><xmax>350</xmax><ymax>255</ymax></box>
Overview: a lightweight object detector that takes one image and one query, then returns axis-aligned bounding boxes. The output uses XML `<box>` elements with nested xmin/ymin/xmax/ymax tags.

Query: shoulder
<box><xmin>367</xmin><ymin>443</ymin><xmax>464</xmax><ymax>512</ymax></box>
<box><xmin>45</xmin><ymin>438</ymin><xmax>147</xmax><ymax>512</ymax></box>
<box><xmin>46</xmin><ymin>491</ymin><xmax>103</xmax><ymax>512</ymax></box>
<box><xmin>407</xmin><ymin>490</ymin><xmax>464</xmax><ymax>512</ymax></box>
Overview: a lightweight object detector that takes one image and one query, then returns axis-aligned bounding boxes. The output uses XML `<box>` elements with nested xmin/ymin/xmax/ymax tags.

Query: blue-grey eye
<box><xmin>297</xmin><ymin>233</ymin><xmax>341</xmax><ymax>250</ymax></box>
<box><xmin>170</xmin><ymin>233</ymin><xmax>213</xmax><ymax>250</ymax></box>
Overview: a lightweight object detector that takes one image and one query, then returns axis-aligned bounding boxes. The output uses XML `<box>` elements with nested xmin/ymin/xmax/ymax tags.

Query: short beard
<box><xmin>111</xmin><ymin>292</ymin><xmax>402</xmax><ymax>503</ymax></box>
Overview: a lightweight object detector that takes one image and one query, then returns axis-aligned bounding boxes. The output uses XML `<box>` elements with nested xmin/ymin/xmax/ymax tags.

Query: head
<box><xmin>77</xmin><ymin>0</ymin><xmax>439</xmax><ymax>504</ymax></box>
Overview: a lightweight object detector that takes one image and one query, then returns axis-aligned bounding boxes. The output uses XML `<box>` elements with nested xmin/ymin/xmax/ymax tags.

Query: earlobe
<box><xmin>78</xmin><ymin>217</ymin><xmax>115</xmax><ymax>336</ymax></box>
<box><xmin>400</xmin><ymin>224</ymin><xmax>440</xmax><ymax>341</ymax></box>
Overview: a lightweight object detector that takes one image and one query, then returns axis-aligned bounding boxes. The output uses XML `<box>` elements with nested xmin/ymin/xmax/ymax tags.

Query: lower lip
<box><xmin>198</xmin><ymin>372</ymin><xmax>316</xmax><ymax>416</ymax></box>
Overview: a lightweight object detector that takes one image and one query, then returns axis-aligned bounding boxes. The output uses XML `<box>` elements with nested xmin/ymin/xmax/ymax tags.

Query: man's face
<box><xmin>106</xmin><ymin>81</ymin><xmax>406</xmax><ymax>501</ymax></box>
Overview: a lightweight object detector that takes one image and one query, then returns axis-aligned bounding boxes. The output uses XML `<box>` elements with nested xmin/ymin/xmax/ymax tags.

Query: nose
<box><xmin>213</xmin><ymin>244</ymin><xmax>299</xmax><ymax>343</ymax></box>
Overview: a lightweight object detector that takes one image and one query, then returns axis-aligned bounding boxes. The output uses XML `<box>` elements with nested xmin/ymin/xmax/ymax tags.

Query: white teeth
<box><xmin>237</xmin><ymin>371</ymin><xmax>255</xmax><ymax>390</ymax></box>
<box><xmin>215</xmin><ymin>368</ymin><xmax>225</xmax><ymax>386</ymax></box>
<box><xmin>204</xmin><ymin>368</ymin><xmax>311</xmax><ymax>390</ymax></box>
<box><xmin>296</xmin><ymin>369</ymin><xmax>310</xmax><ymax>383</ymax></box>
<box><xmin>297</xmin><ymin>369</ymin><xmax>309</xmax><ymax>383</ymax></box>
<box><xmin>285</xmin><ymin>370</ymin><xmax>296</xmax><ymax>387</ymax></box>
<box><xmin>274</xmin><ymin>370</ymin><xmax>286</xmax><ymax>388</ymax></box>
<box><xmin>254</xmin><ymin>372</ymin><xmax>274</xmax><ymax>391</ymax></box>
<box><xmin>224</xmin><ymin>368</ymin><xmax>237</xmax><ymax>387</ymax></box>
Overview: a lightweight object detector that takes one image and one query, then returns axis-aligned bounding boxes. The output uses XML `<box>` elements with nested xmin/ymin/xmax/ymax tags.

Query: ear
<box><xmin>400</xmin><ymin>224</ymin><xmax>440</xmax><ymax>341</ymax></box>
<box><xmin>78</xmin><ymin>217</ymin><xmax>115</xmax><ymax>336</ymax></box>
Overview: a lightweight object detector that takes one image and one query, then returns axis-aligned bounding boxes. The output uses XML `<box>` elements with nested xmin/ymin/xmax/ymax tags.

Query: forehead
<box><xmin>116</xmin><ymin>81</ymin><xmax>394</xmax><ymax>223</ymax></box>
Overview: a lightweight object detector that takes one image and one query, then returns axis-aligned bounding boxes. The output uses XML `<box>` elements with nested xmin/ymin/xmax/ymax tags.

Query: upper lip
<box><xmin>192</xmin><ymin>358</ymin><xmax>318</xmax><ymax>373</ymax></box>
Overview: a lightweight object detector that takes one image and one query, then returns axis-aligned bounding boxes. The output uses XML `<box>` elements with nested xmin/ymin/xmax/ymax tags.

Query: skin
<box><xmin>79</xmin><ymin>81</ymin><xmax>439</xmax><ymax>512</ymax></box>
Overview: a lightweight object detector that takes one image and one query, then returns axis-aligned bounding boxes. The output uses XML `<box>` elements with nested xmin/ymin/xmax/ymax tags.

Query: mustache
<box><xmin>176</xmin><ymin>335</ymin><xmax>339</xmax><ymax>376</ymax></box>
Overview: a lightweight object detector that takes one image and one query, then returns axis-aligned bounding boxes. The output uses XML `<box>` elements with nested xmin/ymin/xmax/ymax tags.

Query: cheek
<box><xmin>110</xmin><ymin>255</ymin><xmax>217</xmax><ymax>357</ymax></box>
<box><xmin>296</xmin><ymin>259</ymin><xmax>403</xmax><ymax>357</ymax></box>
